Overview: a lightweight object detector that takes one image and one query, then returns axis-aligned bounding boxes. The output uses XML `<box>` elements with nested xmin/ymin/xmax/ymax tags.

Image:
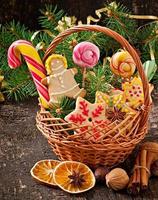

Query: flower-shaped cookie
<box><xmin>95</xmin><ymin>91</ymin><xmax>136</xmax><ymax>115</ymax></box>
<box><xmin>122</xmin><ymin>77</ymin><xmax>144</xmax><ymax>109</ymax></box>
<box><xmin>95</xmin><ymin>90</ymin><xmax>125</xmax><ymax>109</ymax></box>
<box><xmin>65</xmin><ymin>97</ymin><xmax>110</xmax><ymax>141</ymax></box>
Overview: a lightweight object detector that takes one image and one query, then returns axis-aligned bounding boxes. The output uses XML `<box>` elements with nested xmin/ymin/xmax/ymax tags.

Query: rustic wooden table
<box><xmin>0</xmin><ymin>98</ymin><xmax>158</xmax><ymax>200</ymax></box>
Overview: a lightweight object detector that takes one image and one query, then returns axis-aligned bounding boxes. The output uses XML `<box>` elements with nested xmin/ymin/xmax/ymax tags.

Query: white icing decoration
<box><xmin>50</xmin><ymin>84</ymin><xmax>79</xmax><ymax>95</ymax></box>
<box><xmin>47</xmin><ymin>77</ymin><xmax>50</xmax><ymax>85</ymax></box>
<box><xmin>52</xmin><ymin>65</ymin><xmax>64</xmax><ymax>71</ymax></box>
<box><xmin>70</xmin><ymin>68</ymin><xmax>75</xmax><ymax>75</ymax></box>
<box><xmin>50</xmin><ymin>69</ymin><xmax>67</xmax><ymax>78</ymax></box>
<box><xmin>73</xmin><ymin>88</ymin><xmax>84</xmax><ymax>98</ymax></box>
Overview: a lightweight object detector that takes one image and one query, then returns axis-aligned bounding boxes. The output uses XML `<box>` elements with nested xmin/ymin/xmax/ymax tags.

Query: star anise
<box><xmin>106</xmin><ymin>107</ymin><xmax>126</xmax><ymax>122</ymax></box>
<box><xmin>68</xmin><ymin>170</ymin><xmax>85</xmax><ymax>187</ymax></box>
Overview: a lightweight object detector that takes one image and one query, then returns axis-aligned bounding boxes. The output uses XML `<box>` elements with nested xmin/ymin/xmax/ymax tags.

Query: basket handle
<box><xmin>43</xmin><ymin>25</ymin><xmax>150</xmax><ymax>114</ymax></box>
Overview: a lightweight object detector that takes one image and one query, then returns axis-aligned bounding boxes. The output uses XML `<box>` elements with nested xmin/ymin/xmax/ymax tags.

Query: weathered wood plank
<box><xmin>0</xmin><ymin>98</ymin><xmax>158</xmax><ymax>200</ymax></box>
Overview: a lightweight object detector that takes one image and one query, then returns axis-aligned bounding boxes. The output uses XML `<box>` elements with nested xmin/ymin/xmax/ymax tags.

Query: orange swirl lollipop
<box><xmin>110</xmin><ymin>50</ymin><xmax>136</xmax><ymax>78</ymax></box>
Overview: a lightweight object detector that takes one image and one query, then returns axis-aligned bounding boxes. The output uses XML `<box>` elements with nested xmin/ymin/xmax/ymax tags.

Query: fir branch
<box><xmin>5</xmin><ymin>20</ymin><xmax>32</xmax><ymax>40</ymax></box>
<box><xmin>49</xmin><ymin>97</ymin><xmax>76</xmax><ymax>118</ymax></box>
<box><xmin>39</xmin><ymin>5</ymin><xmax>64</xmax><ymax>32</ymax></box>
<box><xmin>102</xmin><ymin>2</ymin><xmax>137</xmax><ymax>44</ymax></box>
<box><xmin>137</xmin><ymin>21</ymin><xmax>158</xmax><ymax>45</ymax></box>
<box><xmin>137</xmin><ymin>22</ymin><xmax>158</xmax><ymax>64</ymax></box>
<box><xmin>85</xmin><ymin>64</ymin><xmax>114</xmax><ymax>102</ymax></box>
<box><xmin>4</xmin><ymin>67</ymin><xmax>37</xmax><ymax>101</ymax></box>
<box><xmin>5</xmin><ymin>79</ymin><xmax>36</xmax><ymax>101</ymax></box>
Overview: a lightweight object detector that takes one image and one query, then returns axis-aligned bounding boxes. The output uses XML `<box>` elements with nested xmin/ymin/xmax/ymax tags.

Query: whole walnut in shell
<box><xmin>105</xmin><ymin>168</ymin><xmax>129</xmax><ymax>191</ymax></box>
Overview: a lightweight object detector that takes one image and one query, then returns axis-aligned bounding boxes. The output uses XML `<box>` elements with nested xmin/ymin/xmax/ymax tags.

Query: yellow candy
<box><xmin>110</xmin><ymin>50</ymin><xmax>136</xmax><ymax>78</ymax></box>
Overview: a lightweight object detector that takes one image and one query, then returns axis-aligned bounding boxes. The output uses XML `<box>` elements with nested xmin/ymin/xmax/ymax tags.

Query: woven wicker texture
<box><xmin>36</xmin><ymin>25</ymin><xmax>151</xmax><ymax>168</ymax></box>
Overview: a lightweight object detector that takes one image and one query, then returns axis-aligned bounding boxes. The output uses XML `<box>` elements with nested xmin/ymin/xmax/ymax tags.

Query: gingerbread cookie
<box><xmin>95</xmin><ymin>90</ymin><xmax>125</xmax><ymax>109</ymax></box>
<box><xmin>41</xmin><ymin>54</ymin><xmax>86</xmax><ymax>106</ymax></box>
<box><xmin>95</xmin><ymin>90</ymin><xmax>136</xmax><ymax>115</ymax></box>
<box><xmin>122</xmin><ymin>77</ymin><xmax>144</xmax><ymax>109</ymax></box>
<box><xmin>65</xmin><ymin>97</ymin><xmax>110</xmax><ymax>141</ymax></box>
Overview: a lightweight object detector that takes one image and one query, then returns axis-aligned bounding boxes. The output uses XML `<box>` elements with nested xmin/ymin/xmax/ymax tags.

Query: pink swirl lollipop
<box><xmin>73</xmin><ymin>41</ymin><xmax>100</xmax><ymax>68</ymax></box>
<box><xmin>73</xmin><ymin>41</ymin><xmax>100</xmax><ymax>87</ymax></box>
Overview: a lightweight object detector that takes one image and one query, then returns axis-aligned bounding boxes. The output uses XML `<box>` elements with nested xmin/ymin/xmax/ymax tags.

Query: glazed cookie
<box><xmin>95</xmin><ymin>90</ymin><xmax>125</xmax><ymax>109</ymax></box>
<box><xmin>41</xmin><ymin>54</ymin><xmax>86</xmax><ymax>106</ymax></box>
<box><xmin>122</xmin><ymin>77</ymin><xmax>144</xmax><ymax>109</ymax></box>
<box><xmin>95</xmin><ymin>90</ymin><xmax>136</xmax><ymax>116</ymax></box>
<box><xmin>65</xmin><ymin>97</ymin><xmax>110</xmax><ymax>141</ymax></box>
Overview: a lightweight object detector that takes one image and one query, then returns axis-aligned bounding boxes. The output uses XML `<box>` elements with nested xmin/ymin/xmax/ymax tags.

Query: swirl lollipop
<box><xmin>73</xmin><ymin>41</ymin><xmax>100</xmax><ymax>87</ymax></box>
<box><xmin>110</xmin><ymin>50</ymin><xmax>136</xmax><ymax>78</ymax></box>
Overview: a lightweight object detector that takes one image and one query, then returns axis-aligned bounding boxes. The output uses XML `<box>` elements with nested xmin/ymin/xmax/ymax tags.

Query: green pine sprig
<box><xmin>39</xmin><ymin>5</ymin><xmax>64</xmax><ymax>32</ymax></box>
<box><xmin>49</xmin><ymin>97</ymin><xmax>76</xmax><ymax>118</ymax></box>
<box><xmin>102</xmin><ymin>2</ymin><xmax>137</xmax><ymax>48</ymax></box>
<box><xmin>4</xmin><ymin>67</ymin><xmax>37</xmax><ymax>101</ymax></box>
<box><xmin>85</xmin><ymin>64</ymin><xmax>114</xmax><ymax>102</ymax></box>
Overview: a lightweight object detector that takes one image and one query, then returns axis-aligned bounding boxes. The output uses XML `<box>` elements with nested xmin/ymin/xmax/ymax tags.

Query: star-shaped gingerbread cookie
<box><xmin>65</xmin><ymin>97</ymin><xmax>110</xmax><ymax>141</ymax></box>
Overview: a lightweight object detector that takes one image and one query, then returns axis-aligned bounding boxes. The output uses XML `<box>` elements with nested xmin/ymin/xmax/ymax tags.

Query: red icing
<box><xmin>92</xmin><ymin>105</ymin><xmax>104</xmax><ymax>118</ymax></box>
<box><xmin>95</xmin><ymin>120</ymin><xmax>103</xmax><ymax>124</ymax></box>
<box><xmin>93</xmin><ymin>130</ymin><xmax>101</xmax><ymax>140</ymax></box>
<box><xmin>80</xmin><ymin>126</ymin><xmax>88</xmax><ymax>133</ymax></box>
<box><xmin>69</xmin><ymin>114</ymin><xmax>86</xmax><ymax>125</ymax></box>
<box><xmin>79</xmin><ymin>100</ymin><xmax>89</xmax><ymax>116</ymax></box>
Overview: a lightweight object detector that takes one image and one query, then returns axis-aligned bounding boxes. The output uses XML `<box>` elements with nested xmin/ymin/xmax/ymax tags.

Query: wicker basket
<box><xmin>36</xmin><ymin>25</ymin><xmax>151</xmax><ymax>169</ymax></box>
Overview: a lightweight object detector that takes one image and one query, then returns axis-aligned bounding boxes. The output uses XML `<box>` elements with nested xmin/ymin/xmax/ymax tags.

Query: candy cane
<box><xmin>8</xmin><ymin>40</ymin><xmax>49</xmax><ymax>108</ymax></box>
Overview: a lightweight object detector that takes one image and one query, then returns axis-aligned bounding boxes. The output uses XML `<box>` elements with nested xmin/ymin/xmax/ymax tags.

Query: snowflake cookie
<box><xmin>65</xmin><ymin>97</ymin><xmax>110</xmax><ymax>141</ymax></box>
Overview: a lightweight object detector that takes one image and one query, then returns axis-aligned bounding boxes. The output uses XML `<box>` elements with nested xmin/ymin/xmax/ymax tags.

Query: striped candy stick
<box><xmin>7</xmin><ymin>40</ymin><xmax>49</xmax><ymax>108</ymax></box>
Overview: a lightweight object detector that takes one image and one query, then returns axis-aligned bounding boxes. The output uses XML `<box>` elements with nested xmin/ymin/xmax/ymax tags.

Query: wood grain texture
<box><xmin>0</xmin><ymin>97</ymin><xmax>158</xmax><ymax>200</ymax></box>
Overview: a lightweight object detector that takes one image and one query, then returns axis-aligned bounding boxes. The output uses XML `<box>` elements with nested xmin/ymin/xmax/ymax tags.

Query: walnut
<box><xmin>105</xmin><ymin>168</ymin><xmax>129</xmax><ymax>191</ymax></box>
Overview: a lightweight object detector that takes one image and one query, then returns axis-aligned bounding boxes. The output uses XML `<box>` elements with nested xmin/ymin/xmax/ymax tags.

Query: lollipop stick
<box><xmin>82</xmin><ymin>67</ymin><xmax>87</xmax><ymax>88</ymax></box>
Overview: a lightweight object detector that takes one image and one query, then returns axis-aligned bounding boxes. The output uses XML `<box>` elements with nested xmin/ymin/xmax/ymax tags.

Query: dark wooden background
<box><xmin>0</xmin><ymin>0</ymin><xmax>158</xmax><ymax>29</ymax></box>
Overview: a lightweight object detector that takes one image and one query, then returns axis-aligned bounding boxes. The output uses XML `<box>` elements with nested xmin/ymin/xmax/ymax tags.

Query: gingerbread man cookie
<box><xmin>41</xmin><ymin>54</ymin><xmax>86</xmax><ymax>106</ymax></box>
<box><xmin>65</xmin><ymin>97</ymin><xmax>110</xmax><ymax>141</ymax></box>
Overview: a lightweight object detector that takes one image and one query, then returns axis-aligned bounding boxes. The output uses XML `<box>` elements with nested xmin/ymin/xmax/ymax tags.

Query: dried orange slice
<box><xmin>53</xmin><ymin>161</ymin><xmax>95</xmax><ymax>193</ymax></box>
<box><xmin>30</xmin><ymin>160</ymin><xmax>60</xmax><ymax>186</ymax></box>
